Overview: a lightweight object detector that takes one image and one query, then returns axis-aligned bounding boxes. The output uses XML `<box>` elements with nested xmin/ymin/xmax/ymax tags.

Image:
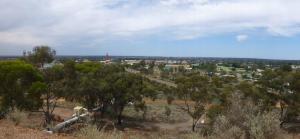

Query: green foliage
<box><xmin>206</xmin><ymin>105</ymin><xmax>223</xmax><ymax>123</ymax></box>
<box><xmin>258</xmin><ymin>69</ymin><xmax>300</xmax><ymax>123</ymax></box>
<box><xmin>284</xmin><ymin>71</ymin><xmax>300</xmax><ymax>122</ymax></box>
<box><xmin>194</xmin><ymin>63</ymin><xmax>217</xmax><ymax>72</ymax></box>
<box><xmin>26</xmin><ymin>82</ymin><xmax>46</xmax><ymax>110</ymax></box>
<box><xmin>107</xmin><ymin>72</ymin><xmax>153</xmax><ymax>124</ymax></box>
<box><xmin>0</xmin><ymin>60</ymin><xmax>42</xmax><ymax>112</ymax></box>
<box><xmin>25</xmin><ymin>46</ymin><xmax>56</xmax><ymax>68</ymax></box>
<box><xmin>71</xmin><ymin>62</ymin><xmax>157</xmax><ymax>124</ymax></box>
<box><xmin>280</xmin><ymin>64</ymin><xmax>292</xmax><ymax>72</ymax></box>
<box><xmin>236</xmin><ymin>81</ymin><xmax>272</xmax><ymax>105</ymax></box>
<box><xmin>29</xmin><ymin>64</ymin><xmax>66</xmax><ymax>126</ymax></box>
<box><xmin>62</xmin><ymin>60</ymin><xmax>79</xmax><ymax>101</ymax></box>
<box><xmin>175</xmin><ymin>74</ymin><xmax>211</xmax><ymax>131</ymax></box>
<box><xmin>75</xmin><ymin>62</ymin><xmax>102</xmax><ymax>74</ymax></box>
<box><xmin>63</xmin><ymin>60</ymin><xmax>77</xmax><ymax>80</ymax></box>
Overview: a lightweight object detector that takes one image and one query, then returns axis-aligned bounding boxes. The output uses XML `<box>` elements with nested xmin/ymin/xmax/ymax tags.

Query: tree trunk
<box><xmin>46</xmin><ymin>94</ymin><xmax>50</xmax><ymax>125</ymax></box>
<box><xmin>100</xmin><ymin>103</ymin><xmax>108</xmax><ymax>118</ymax></box>
<box><xmin>117</xmin><ymin>106</ymin><xmax>124</xmax><ymax>125</ymax></box>
<box><xmin>192</xmin><ymin>119</ymin><xmax>196</xmax><ymax>132</ymax></box>
<box><xmin>53</xmin><ymin>113</ymin><xmax>88</xmax><ymax>132</ymax></box>
<box><xmin>45</xmin><ymin>111</ymin><xmax>51</xmax><ymax>126</ymax></box>
<box><xmin>44</xmin><ymin>91</ymin><xmax>52</xmax><ymax>126</ymax></box>
<box><xmin>192</xmin><ymin>123</ymin><xmax>196</xmax><ymax>132</ymax></box>
<box><xmin>279</xmin><ymin>101</ymin><xmax>287</xmax><ymax>128</ymax></box>
<box><xmin>117</xmin><ymin>114</ymin><xmax>122</xmax><ymax>125</ymax></box>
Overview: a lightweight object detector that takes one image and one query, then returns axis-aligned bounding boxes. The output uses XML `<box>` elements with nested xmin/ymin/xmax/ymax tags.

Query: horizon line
<box><xmin>1</xmin><ymin>55</ymin><xmax>300</xmax><ymax>61</ymax></box>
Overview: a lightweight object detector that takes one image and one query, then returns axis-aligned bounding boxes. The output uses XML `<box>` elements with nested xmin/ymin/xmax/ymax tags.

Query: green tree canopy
<box><xmin>0</xmin><ymin>60</ymin><xmax>42</xmax><ymax>112</ymax></box>
<box><xmin>175</xmin><ymin>74</ymin><xmax>211</xmax><ymax>131</ymax></box>
<box><xmin>25</xmin><ymin>46</ymin><xmax>56</xmax><ymax>68</ymax></box>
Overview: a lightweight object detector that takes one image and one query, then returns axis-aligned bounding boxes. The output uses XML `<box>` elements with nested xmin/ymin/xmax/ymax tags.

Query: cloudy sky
<box><xmin>1</xmin><ymin>0</ymin><xmax>300</xmax><ymax>59</ymax></box>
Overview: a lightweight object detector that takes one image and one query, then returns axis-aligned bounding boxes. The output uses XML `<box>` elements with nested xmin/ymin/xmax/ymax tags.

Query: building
<box><xmin>123</xmin><ymin>60</ymin><xmax>141</xmax><ymax>65</ymax></box>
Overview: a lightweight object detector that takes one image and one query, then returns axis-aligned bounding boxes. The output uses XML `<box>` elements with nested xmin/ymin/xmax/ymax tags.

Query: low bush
<box><xmin>211</xmin><ymin>93</ymin><xmax>287</xmax><ymax>139</ymax></box>
<box><xmin>6</xmin><ymin>109</ymin><xmax>28</xmax><ymax>125</ymax></box>
<box><xmin>78</xmin><ymin>125</ymin><xmax>123</xmax><ymax>139</ymax></box>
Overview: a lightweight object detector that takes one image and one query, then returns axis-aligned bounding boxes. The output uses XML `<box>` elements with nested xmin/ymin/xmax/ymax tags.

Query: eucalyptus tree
<box><xmin>73</xmin><ymin>62</ymin><xmax>157</xmax><ymax>124</ymax></box>
<box><xmin>284</xmin><ymin>71</ymin><xmax>300</xmax><ymax>123</ymax></box>
<box><xmin>25</xmin><ymin>46</ymin><xmax>56</xmax><ymax>68</ymax></box>
<box><xmin>106</xmin><ymin>72</ymin><xmax>156</xmax><ymax>124</ymax></box>
<box><xmin>62</xmin><ymin>60</ymin><xmax>79</xmax><ymax>101</ymax></box>
<box><xmin>40</xmin><ymin>65</ymin><xmax>65</xmax><ymax>125</ymax></box>
<box><xmin>0</xmin><ymin>60</ymin><xmax>42</xmax><ymax>114</ymax></box>
<box><xmin>74</xmin><ymin>62</ymin><xmax>114</xmax><ymax>111</ymax></box>
<box><xmin>258</xmin><ymin>68</ymin><xmax>300</xmax><ymax>125</ymax></box>
<box><xmin>175</xmin><ymin>74</ymin><xmax>211</xmax><ymax>131</ymax></box>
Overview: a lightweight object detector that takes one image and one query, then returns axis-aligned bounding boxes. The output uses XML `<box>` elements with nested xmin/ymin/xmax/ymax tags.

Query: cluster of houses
<box><xmin>42</xmin><ymin>57</ymin><xmax>300</xmax><ymax>83</ymax></box>
<box><xmin>122</xmin><ymin>59</ymin><xmax>267</xmax><ymax>82</ymax></box>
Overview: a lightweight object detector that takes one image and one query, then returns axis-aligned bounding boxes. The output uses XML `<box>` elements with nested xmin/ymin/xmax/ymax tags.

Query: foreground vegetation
<box><xmin>0</xmin><ymin>46</ymin><xmax>299</xmax><ymax>138</ymax></box>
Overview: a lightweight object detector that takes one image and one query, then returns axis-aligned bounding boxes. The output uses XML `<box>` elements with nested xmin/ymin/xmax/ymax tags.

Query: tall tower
<box><xmin>22</xmin><ymin>50</ymin><xmax>26</xmax><ymax>57</ymax></box>
<box><xmin>105</xmin><ymin>52</ymin><xmax>110</xmax><ymax>64</ymax></box>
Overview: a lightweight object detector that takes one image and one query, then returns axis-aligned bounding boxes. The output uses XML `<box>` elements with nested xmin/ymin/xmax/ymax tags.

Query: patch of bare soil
<box><xmin>0</xmin><ymin>120</ymin><xmax>75</xmax><ymax>139</ymax></box>
<box><xmin>53</xmin><ymin>107</ymin><xmax>74</xmax><ymax>120</ymax></box>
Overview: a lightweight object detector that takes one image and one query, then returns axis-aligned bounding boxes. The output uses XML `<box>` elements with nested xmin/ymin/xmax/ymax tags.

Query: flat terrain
<box><xmin>0</xmin><ymin>120</ymin><xmax>73</xmax><ymax>139</ymax></box>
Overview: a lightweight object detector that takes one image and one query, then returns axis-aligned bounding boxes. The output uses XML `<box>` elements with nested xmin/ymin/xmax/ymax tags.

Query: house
<box><xmin>124</xmin><ymin>60</ymin><xmax>141</xmax><ymax>65</ymax></box>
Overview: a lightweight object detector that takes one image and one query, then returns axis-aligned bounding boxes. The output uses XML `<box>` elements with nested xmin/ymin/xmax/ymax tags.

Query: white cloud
<box><xmin>236</xmin><ymin>34</ymin><xmax>248</xmax><ymax>42</ymax></box>
<box><xmin>0</xmin><ymin>0</ymin><xmax>300</xmax><ymax>47</ymax></box>
<box><xmin>0</xmin><ymin>31</ymin><xmax>47</xmax><ymax>46</ymax></box>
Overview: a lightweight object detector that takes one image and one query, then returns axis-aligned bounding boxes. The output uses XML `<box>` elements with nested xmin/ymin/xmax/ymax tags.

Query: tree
<box><xmin>280</xmin><ymin>64</ymin><xmax>292</xmax><ymax>72</ymax></box>
<box><xmin>40</xmin><ymin>65</ymin><xmax>64</xmax><ymax>126</ymax></box>
<box><xmin>237</xmin><ymin>81</ymin><xmax>262</xmax><ymax>101</ymax></box>
<box><xmin>258</xmin><ymin>70</ymin><xmax>286</xmax><ymax>119</ymax></box>
<box><xmin>107</xmin><ymin>72</ymin><xmax>155</xmax><ymax>124</ymax></box>
<box><xmin>175</xmin><ymin>74</ymin><xmax>210</xmax><ymax>131</ymax></box>
<box><xmin>23</xmin><ymin>46</ymin><xmax>65</xmax><ymax>125</ymax></box>
<box><xmin>74</xmin><ymin>63</ymin><xmax>118</xmax><ymax>112</ymax></box>
<box><xmin>63</xmin><ymin>60</ymin><xmax>77</xmax><ymax>80</ymax></box>
<box><xmin>62</xmin><ymin>60</ymin><xmax>79</xmax><ymax>101</ymax></box>
<box><xmin>284</xmin><ymin>71</ymin><xmax>300</xmax><ymax>123</ymax></box>
<box><xmin>0</xmin><ymin>61</ymin><xmax>42</xmax><ymax>113</ymax></box>
<box><xmin>25</xmin><ymin>46</ymin><xmax>56</xmax><ymax>68</ymax></box>
<box><xmin>66</xmin><ymin>62</ymin><xmax>157</xmax><ymax>124</ymax></box>
<box><xmin>77</xmin><ymin>74</ymin><xmax>105</xmax><ymax>110</ymax></box>
<box><xmin>258</xmin><ymin>69</ymin><xmax>300</xmax><ymax>125</ymax></box>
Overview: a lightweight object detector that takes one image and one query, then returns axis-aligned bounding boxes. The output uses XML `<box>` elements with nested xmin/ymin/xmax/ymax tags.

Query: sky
<box><xmin>0</xmin><ymin>0</ymin><xmax>300</xmax><ymax>59</ymax></box>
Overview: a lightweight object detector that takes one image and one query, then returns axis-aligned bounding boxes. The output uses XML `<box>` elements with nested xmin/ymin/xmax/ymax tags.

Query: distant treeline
<box><xmin>1</xmin><ymin>55</ymin><xmax>300</xmax><ymax>65</ymax></box>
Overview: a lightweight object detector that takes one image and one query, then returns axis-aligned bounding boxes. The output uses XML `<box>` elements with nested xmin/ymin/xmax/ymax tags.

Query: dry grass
<box><xmin>77</xmin><ymin>124</ymin><xmax>207</xmax><ymax>139</ymax></box>
<box><xmin>0</xmin><ymin>119</ymin><xmax>74</xmax><ymax>139</ymax></box>
<box><xmin>123</xmin><ymin>103</ymin><xmax>190</xmax><ymax>123</ymax></box>
<box><xmin>77</xmin><ymin>125</ymin><xmax>123</xmax><ymax>139</ymax></box>
<box><xmin>144</xmin><ymin>98</ymin><xmax>194</xmax><ymax>106</ymax></box>
<box><xmin>1</xmin><ymin>99</ymin><xmax>298</xmax><ymax>139</ymax></box>
<box><xmin>6</xmin><ymin>109</ymin><xmax>28</xmax><ymax>126</ymax></box>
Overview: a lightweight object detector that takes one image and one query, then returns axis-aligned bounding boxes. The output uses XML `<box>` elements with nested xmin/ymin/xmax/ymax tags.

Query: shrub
<box><xmin>78</xmin><ymin>124</ymin><xmax>123</xmax><ymax>139</ymax></box>
<box><xmin>212</xmin><ymin>115</ymin><xmax>245</xmax><ymax>139</ymax></box>
<box><xmin>248</xmin><ymin>111</ymin><xmax>281</xmax><ymax>139</ymax></box>
<box><xmin>211</xmin><ymin>93</ymin><xmax>285</xmax><ymax>139</ymax></box>
<box><xmin>6</xmin><ymin>109</ymin><xmax>28</xmax><ymax>125</ymax></box>
<box><xmin>164</xmin><ymin>106</ymin><xmax>171</xmax><ymax>119</ymax></box>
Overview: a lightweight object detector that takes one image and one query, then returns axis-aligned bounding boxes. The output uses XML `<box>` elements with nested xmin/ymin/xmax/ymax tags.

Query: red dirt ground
<box><xmin>0</xmin><ymin>120</ymin><xmax>75</xmax><ymax>139</ymax></box>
